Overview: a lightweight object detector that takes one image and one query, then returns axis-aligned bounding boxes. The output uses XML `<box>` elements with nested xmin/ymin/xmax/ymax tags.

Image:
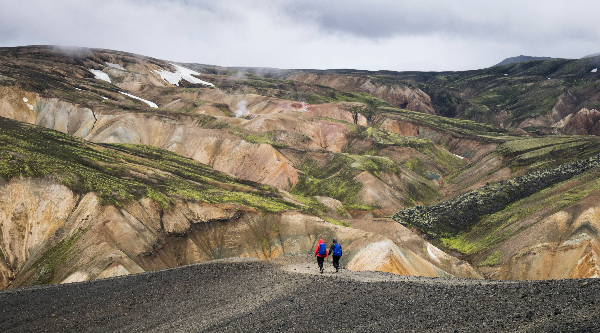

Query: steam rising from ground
<box><xmin>235</xmin><ymin>100</ymin><xmax>250</xmax><ymax>117</ymax></box>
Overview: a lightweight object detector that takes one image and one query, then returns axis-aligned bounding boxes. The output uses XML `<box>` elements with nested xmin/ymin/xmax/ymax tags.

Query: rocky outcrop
<box><xmin>491</xmin><ymin>205</ymin><xmax>600</xmax><ymax>280</ymax></box>
<box><xmin>562</xmin><ymin>108</ymin><xmax>600</xmax><ymax>135</ymax></box>
<box><xmin>288</xmin><ymin>73</ymin><xmax>436</xmax><ymax>114</ymax></box>
<box><xmin>0</xmin><ymin>87</ymin><xmax>38</xmax><ymax>123</ymax></box>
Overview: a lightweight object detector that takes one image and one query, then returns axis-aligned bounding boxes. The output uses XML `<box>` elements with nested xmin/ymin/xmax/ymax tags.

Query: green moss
<box><xmin>293</xmin><ymin>195</ymin><xmax>329</xmax><ymax>213</ymax></box>
<box><xmin>241</xmin><ymin>132</ymin><xmax>287</xmax><ymax>148</ymax></box>
<box><xmin>403</xmin><ymin>157</ymin><xmax>428</xmax><ymax>176</ymax></box>
<box><xmin>343</xmin><ymin>204</ymin><xmax>375</xmax><ymax>211</ymax></box>
<box><xmin>348</xmin><ymin>154</ymin><xmax>399</xmax><ymax>176</ymax></box>
<box><xmin>323</xmin><ymin>216</ymin><xmax>352</xmax><ymax>228</ymax></box>
<box><xmin>216</xmin><ymin>104</ymin><xmax>233</xmax><ymax>117</ymax></box>
<box><xmin>291</xmin><ymin>154</ymin><xmax>364</xmax><ymax>205</ymax></box>
<box><xmin>478</xmin><ymin>251</ymin><xmax>504</xmax><ymax>266</ymax></box>
<box><xmin>31</xmin><ymin>227</ymin><xmax>87</xmax><ymax>285</ymax></box>
<box><xmin>336</xmin><ymin>206</ymin><xmax>348</xmax><ymax>217</ymax></box>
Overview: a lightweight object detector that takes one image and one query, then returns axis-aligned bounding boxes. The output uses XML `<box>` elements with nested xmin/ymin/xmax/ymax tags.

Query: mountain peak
<box><xmin>493</xmin><ymin>55</ymin><xmax>553</xmax><ymax>67</ymax></box>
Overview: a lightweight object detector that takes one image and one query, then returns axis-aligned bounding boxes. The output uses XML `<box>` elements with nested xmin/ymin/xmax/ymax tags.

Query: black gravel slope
<box><xmin>1</xmin><ymin>257</ymin><xmax>599</xmax><ymax>332</ymax></box>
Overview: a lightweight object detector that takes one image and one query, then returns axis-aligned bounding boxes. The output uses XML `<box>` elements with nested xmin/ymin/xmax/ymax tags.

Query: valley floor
<box><xmin>0</xmin><ymin>256</ymin><xmax>598</xmax><ymax>332</ymax></box>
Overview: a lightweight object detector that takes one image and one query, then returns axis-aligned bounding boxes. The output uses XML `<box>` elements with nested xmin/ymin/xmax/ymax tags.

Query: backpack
<box><xmin>318</xmin><ymin>243</ymin><xmax>327</xmax><ymax>256</ymax></box>
<box><xmin>333</xmin><ymin>243</ymin><xmax>342</xmax><ymax>256</ymax></box>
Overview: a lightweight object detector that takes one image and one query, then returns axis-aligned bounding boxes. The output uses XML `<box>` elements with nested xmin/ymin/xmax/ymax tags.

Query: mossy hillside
<box><xmin>0</xmin><ymin>116</ymin><xmax>298</xmax><ymax>213</ymax></box>
<box><xmin>287</xmin><ymin>56</ymin><xmax>600</xmax><ymax>127</ymax></box>
<box><xmin>440</xmin><ymin>167</ymin><xmax>600</xmax><ymax>257</ymax></box>
<box><xmin>394</xmin><ymin>154</ymin><xmax>600</xmax><ymax>236</ymax></box>
<box><xmin>225</xmin><ymin>75</ymin><xmax>394</xmax><ymax>108</ymax></box>
<box><xmin>377</xmin><ymin>107</ymin><xmax>510</xmax><ymax>141</ymax></box>
<box><xmin>290</xmin><ymin>151</ymin><xmax>439</xmax><ymax>208</ymax></box>
<box><xmin>465</xmin><ymin>79</ymin><xmax>565</xmax><ymax>125</ymax></box>
<box><xmin>444</xmin><ymin>136</ymin><xmax>600</xmax><ymax>193</ymax></box>
<box><xmin>352</xmin><ymin>126</ymin><xmax>465</xmax><ymax>178</ymax></box>
<box><xmin>291</xmin><ymin>154</ymin><xmax>364</xmax><ymax>205</ymax></box>
<box><xmin>496</xmin><ymin>136</ymin><xmax>600</xmax><ymax>170</ymax></box>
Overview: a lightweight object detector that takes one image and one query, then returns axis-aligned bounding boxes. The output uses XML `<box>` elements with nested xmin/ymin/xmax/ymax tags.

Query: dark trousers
<box><xmin>332</xmin><ymin>255</ymin><xmax>341</xmax><ymax>269</ymax></box>
<box><xmin>317</xmin><ymin>256</ymin><xmax>325</xmax><ymax>269</ymax></box>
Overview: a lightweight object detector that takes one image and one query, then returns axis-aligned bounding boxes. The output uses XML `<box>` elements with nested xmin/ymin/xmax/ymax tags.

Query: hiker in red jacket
<box><xmin>314</xmin><ymin>239</ymin><xmax>327</xmax><ymax>273</ymax></box>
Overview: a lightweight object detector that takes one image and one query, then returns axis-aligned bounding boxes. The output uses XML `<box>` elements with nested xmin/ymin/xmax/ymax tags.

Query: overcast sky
<box><xmin>1</xmin><ymin>0</ymin><xmax>598</xmax><ymax>71</ymax></box>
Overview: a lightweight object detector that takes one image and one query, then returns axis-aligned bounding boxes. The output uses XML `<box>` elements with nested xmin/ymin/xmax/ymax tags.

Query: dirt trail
<box><xmin>0</xmin><ymin>256</ymin><xmax>598</xmax><ymax>332</ymax></box>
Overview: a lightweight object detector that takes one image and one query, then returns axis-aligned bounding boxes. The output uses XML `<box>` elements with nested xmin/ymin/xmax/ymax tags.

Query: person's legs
<box><xmin>332</xmin><ymin>256</ymin><xmax>340</xmax><ymax>271</ymax></box>
<box><xmin>317</xmin><ymin>256</ymin><xmax>324</xmax><ymax>272</ymax></box>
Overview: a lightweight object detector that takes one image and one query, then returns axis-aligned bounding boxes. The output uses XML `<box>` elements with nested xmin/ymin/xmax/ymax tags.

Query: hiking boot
<box><xmin>336</xmin><ymin>268</ymin><xmax>339</xmax><ymax>273</ymax></box>
<box><xmin>320</xmin><ymin>268</ymin><xmax>323</xmax><ymax>273</ymax></box>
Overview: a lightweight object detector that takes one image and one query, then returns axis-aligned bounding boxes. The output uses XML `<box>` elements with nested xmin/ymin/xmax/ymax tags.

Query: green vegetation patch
<box><xmin>496</xmin><ymin>136</ymin><xmax>600</xmax><ymax>169</ymax></box>
<box><xmin>322</xmin><ymin>216</ymin><xmax>352</xmax><ymax>228</ymax></box>
<box><xmin>0</xmin><ymin>117</ymin><xmax>298</xmax><ymax>213</ymax></box>
<box><xmin>354</xmin><ymin>126</ymin><xmax>465</xmax><ymax>175</ymax></box>
<box><xmin>30</xmin><ymin>227</ymin><xmax>87</xmax><ymax>285</ymax></box>
<box><xmin>241</xmin><ymin>132</ymin><xmax>287</xmax><ymax>148</ymax></box>
<box><xmin>291</xmin><ymin>154</ymin><xmax>363</xmax><ymax>205</ymax></box>
<box><xmin>478</xmin><ymin>251</ymin><xmax>504</xmax><ymax>267</ymax></box>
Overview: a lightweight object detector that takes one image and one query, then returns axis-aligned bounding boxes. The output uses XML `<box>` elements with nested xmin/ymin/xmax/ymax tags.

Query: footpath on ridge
<box><xmin>0</xmin><ymin>255</ymin><xmax>599</xmax><ymax>332</ymax></box>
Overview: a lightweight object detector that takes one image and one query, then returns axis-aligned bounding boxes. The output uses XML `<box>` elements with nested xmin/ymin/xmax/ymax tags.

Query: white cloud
<box><xmin>0</xmin><ymin>0</ymin><xmax>598</xmax><ymax>71</ymax></box>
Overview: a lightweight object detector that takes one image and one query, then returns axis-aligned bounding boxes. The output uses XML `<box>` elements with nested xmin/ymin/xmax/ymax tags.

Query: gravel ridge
<box><xmin>0</xmin><ymin>256</ymin><xmax>599</xmax><ymax>332</ymax></box>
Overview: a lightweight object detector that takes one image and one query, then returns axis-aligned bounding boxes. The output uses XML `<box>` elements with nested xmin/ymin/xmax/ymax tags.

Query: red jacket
<box><xmin>314</xmin><ymin>239</ymin><xmax>327</xmax><ymax>258</ymax></box>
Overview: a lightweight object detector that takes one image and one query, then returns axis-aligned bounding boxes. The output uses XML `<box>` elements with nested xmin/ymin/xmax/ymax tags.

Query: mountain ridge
<box><xmin>492</xmin><ymin>55</ymin><xmax>554</xmax><ymax>67</ymax></box>
<box><xmin>2</xmin><ymin>45</ymin><xmax>600</xmax><ymax>289</ymax></box>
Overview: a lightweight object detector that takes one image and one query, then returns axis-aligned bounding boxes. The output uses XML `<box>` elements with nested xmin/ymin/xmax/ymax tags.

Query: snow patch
<box><xmin>234</xmin><ymin>100</ymin><xmax>250</xmax><ymax>117</ymax></box>
<box><xmin>22</xmin><ymin>97</ymin><xmax>33</xmax><ymax>110</ymax></box>
<box><xmin>74</xmin><ymin>87</ymin><xmax>82</xmax><ymax>91</ymax></box>
<box><xmin>120</xmin><ymin>92</ymin><xmax>158</xmax><ymax>108</ymax></box>
<box><xmin>503</xmin><ymin>74</ymin><xmax>508</xmax><ymax>76</ymax></box>
<box><xmin>89</xmin><ymin>69</ymin><xmax>111</xmax><ymax>83</ymax></box>
<box><xmin>101</xmin><ymin>96</ymin><xmax>108</xmax><ymax>100</ymax></box>
<box><xmin>592</xmin><ymin>68</ymin><xmax>598</xmax><ymax>73</ymax></box>
<box><xmin>106</xmin><ymin>62</ymin><xmax>126</xmax><ymax>71</ymax></box>
<box><xmin>153</xmin><ymin>64</ymin><xmax>213</xmax><ymax>87</ymax></box>
<box><xmin>452</xmin><ymin>153</ymin><xmax>464</xmax><ymax>159</ymax></box>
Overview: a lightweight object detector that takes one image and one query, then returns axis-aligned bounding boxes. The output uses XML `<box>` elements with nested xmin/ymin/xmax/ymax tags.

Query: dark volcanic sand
<box><xmin>1</xmin><ymin>256</ymin><xmax>599</xmax><ymax>332</ymax></box>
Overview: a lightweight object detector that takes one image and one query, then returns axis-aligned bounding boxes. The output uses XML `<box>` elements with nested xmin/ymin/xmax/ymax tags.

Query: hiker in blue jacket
<box><xmin>328</xmin><ymin>238</ymin><xmax>342</xmax><ymax>273</ymax></box>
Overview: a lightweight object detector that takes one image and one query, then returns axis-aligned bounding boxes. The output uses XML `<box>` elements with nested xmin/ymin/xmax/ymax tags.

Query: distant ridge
<box><xmin>493</xmin><ymin>55</ymin><xmax>553</xmax><ymax>67</ymax></box>
<box><xmin>582</xmin><ymin>52</ymin><xmax>600</xmax><ymax>58</ymax></box>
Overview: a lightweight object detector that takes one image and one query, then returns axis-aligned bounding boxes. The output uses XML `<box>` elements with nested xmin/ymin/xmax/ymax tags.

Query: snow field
<box><xmin>153</xmin><ymin>64</ymin><xmax>213</xmax><ymax>87</ymax></box>
<box><xmin>89</xmin><ymin>69</ymin><xmax>111</xmax><ymax>83</ymax></box>
<box><xmin>120</xmin><ymin>92</ymin><xmax>158</xmax><ymax>108</ymax></box>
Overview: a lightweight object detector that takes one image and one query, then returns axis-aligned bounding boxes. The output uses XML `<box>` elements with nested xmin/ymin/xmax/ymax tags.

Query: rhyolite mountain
<box><xmin>1</xmin><ymin>45</ymin><xmax>600</xmax><ymax>289</ymax></box>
